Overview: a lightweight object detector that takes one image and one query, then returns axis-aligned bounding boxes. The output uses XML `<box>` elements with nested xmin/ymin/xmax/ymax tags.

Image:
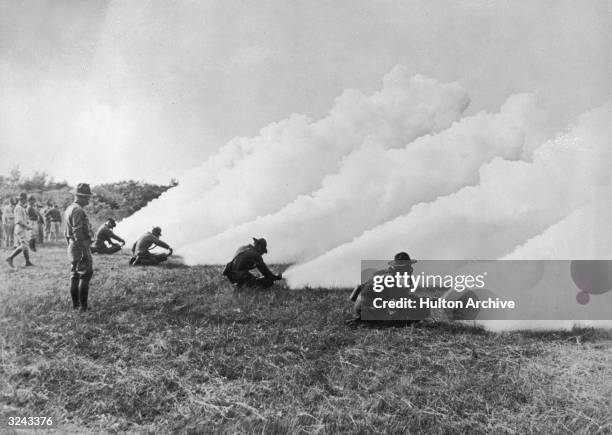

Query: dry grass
<box><xmin>1</xmin><ymin>245</ymin><xmax>611</xmax><ymax>434</ymax></box>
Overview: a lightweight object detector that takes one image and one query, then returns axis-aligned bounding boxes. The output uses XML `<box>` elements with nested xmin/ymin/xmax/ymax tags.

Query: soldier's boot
<box><xmin>6</xmin><ymin>247</ymin><xmax>22</xmax><ymax>268</ymax></box>
<box><xmin>23</xmin><ymin>250</ymin><xmax>33</xmax><ymax>267</ymax></box>
<box><xmin>70</xmin><ymin>275</ymin><xmax>80</xmax><ymax>309</ymax></box>
<box><xmin>79</xmin><ymin>278</ymin><xmax>90</xmax><ymax>311</ymax></box>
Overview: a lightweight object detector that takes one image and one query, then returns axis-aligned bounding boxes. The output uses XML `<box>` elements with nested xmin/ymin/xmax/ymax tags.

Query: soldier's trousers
<box><xmin>68</xmin><ymin>241</ymin><xmax>93</xmax><ymax>310</ymax></box>
<box><xmin>92</xmin><ymin>243</ymin><xmax>121</xmax><ymax>255</ymax></box>
<box><xmin>235</xmin><ymin>272</ymin><xmax>275</xmax><ymax>289</ymax></box>
<box><xmin>131</xmin><ymin>251</ymin><xmax>168</xmax><ymax>266</ymax></box>
<box><xmin>3</xmin><ymin>222</ymin><xmax>14</xmax><ymax>247</ymax></box>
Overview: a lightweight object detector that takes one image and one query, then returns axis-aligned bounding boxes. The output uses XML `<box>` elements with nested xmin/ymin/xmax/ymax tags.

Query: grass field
<box><xmin>1</xmin><ymin>245</ymin><xmax>611</xmax><ymax>434</ymax></box>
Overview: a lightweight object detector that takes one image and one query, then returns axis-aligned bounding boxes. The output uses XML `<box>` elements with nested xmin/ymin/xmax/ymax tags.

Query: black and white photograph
<box><xmin>1</xmin><ymin>0</ymin><xmax>610</xmax><ymax>433</ymax></box>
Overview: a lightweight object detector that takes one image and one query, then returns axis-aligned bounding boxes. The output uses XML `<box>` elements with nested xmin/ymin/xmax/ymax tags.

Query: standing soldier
<box><xmin>45</xmin><ymin>203</ymin><xmax>62</xmax><ymax>242</ymax></box>
<box><xmin>42</xmin><ymin>201</ymin><xmax>52</xmax><ymax>242</ymax></box>
<box><xmin>5</xmin><ymin>193</ymin><xmax>33</xmax><ymax>267</ymax></box>
<box><xmin>2</xmin><ymin>199</ymin><xmax>16</xmax><ymax>248</ymax></box>
<box><xmin>65</xmin><ymin>183</ymin><xmax>94</xmax><ymax>311</ymax></box>
<box><xmin>91</xmin><ymin>218</ymin><xmax>125</xmax><ymax>254</ymax></box>
<box><xmin>26</xmin><ymin>196</ymin><xmax>41</xmax><ymax>251</ymax></box>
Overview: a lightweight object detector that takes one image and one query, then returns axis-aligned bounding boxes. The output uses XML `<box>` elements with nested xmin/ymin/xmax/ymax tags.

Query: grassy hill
<box><xmin>1</xmin><ymin>245</ymin><xmax>611</xmax><ymax>433</ymax></box>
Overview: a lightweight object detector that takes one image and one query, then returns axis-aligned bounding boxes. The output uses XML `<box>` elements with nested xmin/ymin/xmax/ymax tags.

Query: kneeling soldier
<box><xmin>130</xmin><ymin>226</ymin><xmax>173</xmax><ymax>266</ymax></box>
<box><xmin>348</xmin><ymin>252</ymin><xmax>423</xmax><ymax>325</ymax></box>
<box><xmin>222</xmin><ymin>237</ymin><xmax>282</xmax><ymax>289</ymax></box>
<box><xmin>91</xmin><ymin>218</ymin><xmax>125</xmax><ymax>254</ymax></box>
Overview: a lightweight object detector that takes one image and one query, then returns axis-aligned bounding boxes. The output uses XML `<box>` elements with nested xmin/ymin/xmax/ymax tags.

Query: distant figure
<box><xmin>130</xmin><ymin>226</ymin><xmax>173</xmax><ymax>266</ymax></box>
<box><xmin>36</xmin><ymin>203</ymin><xmax>45</xmax><ymax>245</ymax></box>
<box><xmin>91</xmin><ymin>218</ymin><xmax>125</xmax><ymax>254</ymax></box>
<box><xmin>65</xmin><ymin>183</ymin><xmax>94</xmax><ymax>311</ymax></box>
<box><xmin>2</xmin><ymin>199</ymin><xmax>16</xmax><ymax>248</ymax></box>
<box><xmin>347</xmin><ymin>252</ymin><xmax>420</xmax><ymax>325</ymax></box>
<box><xmin>45</xmin><ymin>203</ymin><xmax>62</xmax><ymax>242</ymax></box>
<box><xmin>222</xmin><ymin>237</ymin><xmax>283</xmax><ymax>289</ymax></box>
<box><xmin>26</xmin><ymin>196</ymin><xmax>42</xmax><ymax>251</ymax></box>
<box><xmin>42</xmin><ymin>201</ymin><xmax>52</xmax><ymax>241</ymax></box>
<box><xmin>5</xmin><ymin>193</ymin><xmax>33</xmax><ymax>268</ymax></box>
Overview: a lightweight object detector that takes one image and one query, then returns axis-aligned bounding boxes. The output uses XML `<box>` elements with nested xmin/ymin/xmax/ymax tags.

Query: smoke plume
<box><xmin>284</xmin><ymin>103</ymin><xmax>610</xmax><ymax>288</ymax></box>
<box><xmin>118</xmin><ymin>66</ymin><xmax>469</xmax><ymax>246</ymax></box>
<box><xmin>180</xmin><ymin>94</ymin><xmax>545</xmax><ymax>265</ymax></box>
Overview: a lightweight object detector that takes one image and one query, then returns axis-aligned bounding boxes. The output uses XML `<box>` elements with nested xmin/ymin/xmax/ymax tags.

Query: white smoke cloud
<box><xmin>117</xmin><ymin>67</ymin><xmax>470</xmax><ymax>246</ymax></box>
<box><xmin>179</xmin><ymin>93</ymin><xmax>546</xmax><ymax>265</ymax></box>
<box><xmin>284</xmin><ymin>102</ymin><xmax>610</xmax><ymax>288</ymax></box>
<box><xmin>502</xmin><ymin>187</ymin><xmax>612</xmax><ymax>260</ymax></box>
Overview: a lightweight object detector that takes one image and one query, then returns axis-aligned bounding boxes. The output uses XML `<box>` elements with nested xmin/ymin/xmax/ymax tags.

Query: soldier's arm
<box><xmin>255</xmin><ymin>258</ymin><xmax>281</xmax><ymax>280</ymax></box>
<box><xmin>350</xmin><ymin>284</ymin><xmax>364</xmax><ymax>301</ymax></box>
<box><xmin>110</xmin><ymin>231</ymin><xmax>125</xmax><ymax>244</ymax></box>
<box><xmin>153</xmin><ymin>236</ymin><xmax>171</xmax><ymax>250</ymax></box>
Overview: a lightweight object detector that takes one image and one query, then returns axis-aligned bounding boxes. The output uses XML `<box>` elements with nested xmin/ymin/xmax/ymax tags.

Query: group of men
<box><xmin>6</xmin><ymin>182</ymin><xmax>400</xmax><ymax>324</ymax></box>
<box><xmin>1</xmin><ymin>196</ymin><xmax>63</xmax><ymax>250</ymax></box>
<box><xmin>5</xmin><ymin>183</ymin><xmax>177</xmax><ymax>311</ymax></box>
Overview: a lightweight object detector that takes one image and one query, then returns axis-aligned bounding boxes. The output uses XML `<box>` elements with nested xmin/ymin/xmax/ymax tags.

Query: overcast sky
<box><xmin>0</xmin><ymin>0</ymin><xmax>608</xmax><ymax>184</ymax></box>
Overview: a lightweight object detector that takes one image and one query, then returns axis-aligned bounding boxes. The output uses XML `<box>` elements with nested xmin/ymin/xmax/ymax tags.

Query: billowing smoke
<box><xmin>284</xmin><ymin>103</ymin><xmax>610</xmax><ymax>288</ymax></box>
<box><xmin>118</xmin><ymin>66</ymin><xmax>470</xmax><ymax>246</ymax></box>
<box><xmin>117</xmin><ymin>65</ymin><xmax>610</xmax><ymax>330</ymax></box>
<box><xmin>179</xmin><ymin>93</ymin><xmax>545</xmax><ymax>265</ymax></box>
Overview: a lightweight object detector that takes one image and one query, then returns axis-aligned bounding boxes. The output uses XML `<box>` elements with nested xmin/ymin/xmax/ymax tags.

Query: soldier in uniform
<box><xmin>26</xmin><ymin>196</ymin><xmax>42</xmax><ymax>251</ymax></box>
<box><xmin>65</xmin><ymin>183</ymin><xmax>94</xmax><ymax>311</ymax></box>
<box><xmin>222</xmin><ymin>237</ymin><xmax>283</xmax><ymax>288</ymax></box>
<box><xmin>45</xmin><ymin>203</ymin><xmax>62</xmax><ymax>242</ymax></box>
<box><xmin>91</xmin><ymin>218</ymin><xmax>125</xmax><ymax>254</ymax></box>
<box><xmin>41</xmin><ymin>201</ymin><xmax>52</xmax><ymax>241</ymax></box>
<box><xmin>347</xmin><ymin>252</ymin><xmax>423</xmax><ymax>325</ymax></box>
<box><xmin>129</xmin><ymin>226</ymin><xmax>173</xmax><ymax>265</ymax></box>
<box><xmin>5</xmin><ymin>193</ymin><xmax>33</xmax><ymax>267</ymax></box>
<box><xmin>2</xmin><ymin>199</ymin><xmax>16</xmax><ymax>248</ymax></box>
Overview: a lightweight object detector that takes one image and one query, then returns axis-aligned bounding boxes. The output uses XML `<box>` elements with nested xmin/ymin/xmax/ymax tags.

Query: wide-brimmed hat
<box><xmin>75</xmin><ymin>183</ymin><xmax>92</xmax><ymax>197</ymax></box>
<box><xmin>388</xmin><ymin>252</ymin><xmax>417</xmax><ymax>266</ymax></box>
<box><xmin>18</xmin><ymin>192</ymin><xmax>27</xmax><ymax>201</ymax></box>
<box><xmin>107</xmin><ymin>218</ymin><xmax>117</xmax><ymax>227</ymax></box>
<box><xmin>252</xmin><ymin>237</ymin><xmax>268</xmax><ymax>253</ymax></box>
<box><xmin>152</xmin><ymin>226</ymin><xmax>162</xmax><ymax>236</ymax></box>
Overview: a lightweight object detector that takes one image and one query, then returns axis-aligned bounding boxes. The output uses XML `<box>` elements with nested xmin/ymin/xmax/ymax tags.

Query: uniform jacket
<box><xmin>64</xmin><ymin>203</ymin><xmax>92</xmax><ymax>244</ymax></box>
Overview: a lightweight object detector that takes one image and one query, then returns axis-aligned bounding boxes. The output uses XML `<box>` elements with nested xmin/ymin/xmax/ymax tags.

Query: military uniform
<box><xmin>13</xmin><ymin>202</ymin><xmax>30</xmax><ymax>250</ymax></box>
<box><xmin>1</xmin><ymin>203</ymin><xmax>14</xmax><ymax>247</ymax></box>
<box><xmin>349</xmin><ymin>252</ymin><xmax>427</xmax><ymax>324</ymax></box>
<box><xmin>92</xmin><ymin>223</ymin><xmax>124</xmax><ymax>254</ymax></box>
<box><xmin>45</xmin><ymin>206</ymin><xmax>62</xmax><ymax>242</ymax></box>
<box><xmin>224</xmin><ymin>241</ymin><xmax>281</xmax><ymax>288</ymax></box>
<box><xmin>5</xmin><ymin>194</ymin><xmax>33</xmax><ymax>268</ymax></box>
<box><xmin>130</xmin><ymin>231</ymin><xmax>171</xmax><ymax>265</ymax></box>
<box><xmin>65</xmin><ymin>185</ymin><xmax>94</xmax><ymax>310</ymax></box>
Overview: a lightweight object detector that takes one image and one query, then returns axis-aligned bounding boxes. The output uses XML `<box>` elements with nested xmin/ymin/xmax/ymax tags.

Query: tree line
<box><xmin>1</xmin><ymin>167</ymin><xmax>178</xmax><ymax>228</ymax></box>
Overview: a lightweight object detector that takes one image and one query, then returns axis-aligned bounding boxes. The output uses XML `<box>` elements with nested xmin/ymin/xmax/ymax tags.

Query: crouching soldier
<box><xmin>65</xmin><ymin>183</ymin><xmax>94</xmax><ymax>311</ymax></box>
<box><xmin>347</xmin><ymin>252</ymin><xmax>427</xmax><ymax>325</ymax></box>
<box><xmin>222</xmin><ymin>237</ymin><xmax>282</xmax><ymax>289</ymax></box>
<box><xmin>129</xmin><ymin>226</ymin><xmax>173</xmax><ymax>266</ymax></box>
<box><xmin>91</xmin><ymin>218</ymin><xmax>125</xmax><ymax>254</ymax></box>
